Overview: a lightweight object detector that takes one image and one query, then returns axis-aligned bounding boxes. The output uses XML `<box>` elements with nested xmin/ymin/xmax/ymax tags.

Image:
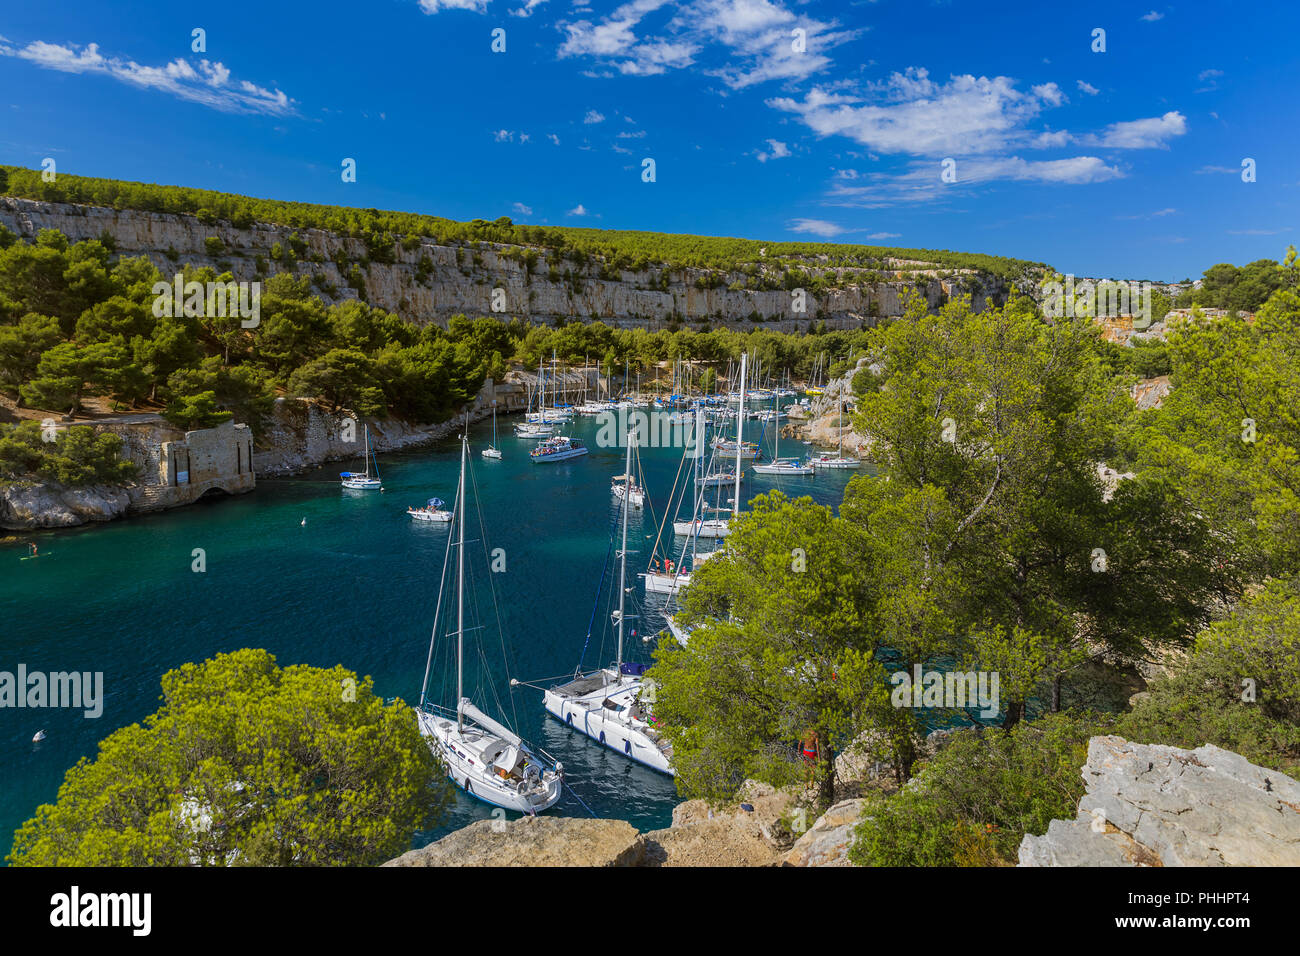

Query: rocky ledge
<box><xmin>0</xmin><ymin>480</ymin><xmax>132</xmax><ymax>531</ymax></box>
<box><xmin>1019</xmin><ymin>736</ymin><xmax>1300</xmax><ymax>866</ymax></box>
<box><xmin>385</xmin><ymin>781</ymin><xmax>866</xmax><ymax>868</ymax></box>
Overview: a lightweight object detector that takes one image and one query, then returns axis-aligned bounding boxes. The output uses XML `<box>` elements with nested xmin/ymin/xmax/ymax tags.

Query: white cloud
<box><xmin>1140</xmin><ymin>10</ymin><xmax>1164</xmax><ymax>21</ymax></box>
<box><xmin>583</xmin><ymin>109</ymin><xmax>606</xmax><ymax>124</ymax></box>
<box><xmin>0</xmin><ymin>39</ymin><xmax>294</xmax><ymax>115</ymax></box>
<box><xmin>510</xmin><ymin>0</ymin><xmax>548</xmax><ymax>17</ymax></box>
<box><xmin>755</xmin><ymin>138</ymin><xmax>790</xmax><ymax>162</ymax></box>
<box><xmin>787</xmin><ymin>218</ymin><xmax>845</xmax><ymax>237</ymax></box>
<box><xmin>512</xmin><ymin>202</ymin><xmax>534</xmax><ymax>216</ymax></box>
<box><xmin>617</xmin><ymin>129</ymin><xmax>647</xmax><ymax>138</ymax></box>
<box><xmin>1087</xmin><ymin>111</ymin><xmax>1186</xmax><ymax>149</ymax></box>
<box><xmin>1198</xmin><ymin>68</ymin><xmax>1223</xmax><ymax>81</ymax></box>
<box><xmin>567</xmin><ymin>203</ymin><xmax>591</xmax><ymax>216</ymax></box>
<box><xmin>827</xmin><ymin>154</ymin><xmax>1122</xmax><ymax>207</ymax></box>
<box><xmin>1032</xmin><ymin>130</ymin><xmax>1071</xmax><ymax>148</ymax></box>
<box><xmin>1076</xmin><ymin>80</ymin><xmax>1099</xmax><ymax>95</ymax></box>
<box><xmin>866</xmin><ymin>232</ymin><xmax>900</xmax><ymax>239</ymax></box>
<box><xmin>1032</xmin><ymin>82</ymin><xmax>1066</xmax><ymax>106</ymax></box>
<box><xmin>493</xmin><ymin>129</ymin><xmax>515</xmax><ymax>142</ymax></box>
<box><xmin>556</xmin><ymin>0</ymin><xmax>856</xmax><ymax>87</ymax></box>
<box><xmin>769</xmin><ymin>68</ymin><xmax>1068</xmax><ymax>157</ymax></box>
<box><xmin>419</xmin><ymin>0</ymin><xmax>491</xmax><ymax>12</ymax></box>
<box><xmin>558</xmin><ymin>0</ymin><xmax>698</xmax><ymax>76</ymax></box>
<box><xmin>547</xmin><ymin>132</ymin><xmax>561</xmax><ymax>145</ymax></box>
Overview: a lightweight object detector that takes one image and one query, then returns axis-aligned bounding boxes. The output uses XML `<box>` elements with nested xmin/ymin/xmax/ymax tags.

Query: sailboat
<box><xmin>482</xmin><ymin>403</ymin><xmax>503</xmax><ymax>460</ymax></box>
<box><xmin>416</xmin><ymin>433</ymin><xmax>564</xmax><ymax>812</ymax></box>
<box><xmin>340</xmin><ymin>424</ymin><xmax>383</xmax><ymax>490</ymax></box>
<box><xmin>810</xmin><ymin>398</ymin><xmax>861</xmax><ymax>470</ymax></box>
<box><xmin>644</xmin><ymin>407</ymin><xmax>714</xmax><ymax>594</ymax></box>
<box><xmin>675</xmin><ymin>354</ymin><xmax>748</xmax><ymax>539</ymax></box>
<box><xmin>541</xmin><ymin>430</ymin><xmax>674</xmax><ymax>775</ymax></box>
<box><xmin>752</xmin><ymin>403</ymin><xmax>813</xmax><ymax>477</ymax></box>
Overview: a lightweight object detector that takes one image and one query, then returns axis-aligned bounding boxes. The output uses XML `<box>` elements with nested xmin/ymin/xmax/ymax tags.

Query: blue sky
<box><xmin>1</xmin><ymin>0</ymin><xmax>1296</xmax><ymax>280</ymax></box>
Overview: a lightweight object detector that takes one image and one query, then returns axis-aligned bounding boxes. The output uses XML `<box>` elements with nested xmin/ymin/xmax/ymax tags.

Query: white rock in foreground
<box><xmin>1019</xmin><ymin>736</ymin><xmax>1300</xmax><ymax>867</ymax></box>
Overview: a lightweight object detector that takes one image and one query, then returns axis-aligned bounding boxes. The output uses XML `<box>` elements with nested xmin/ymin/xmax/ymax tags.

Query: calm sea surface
<box><xmin>1</xmin><ymin>404</ymin><xmax>864</xmax><ymax>854</ymax></box>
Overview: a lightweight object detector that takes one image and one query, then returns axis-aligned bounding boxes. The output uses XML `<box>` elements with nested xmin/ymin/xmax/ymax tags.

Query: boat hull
<box><xmin>543</xmin><ymin>680</ymin><xmax>673</xmax><ymax>776</ymax></box>
<box><xmin>673</xmin><ymin>518</ymin><xmax>730</xmax><ymax>539</ymax></box>
<box><xmin>641</xmin><ymin>570</ymin><xmax>690</xmax><ymax>594</ymax></box>
<box><xmin>419</xmin><ymin>711</ymin><xmax>562</xmax><ymax>813</ymax></box>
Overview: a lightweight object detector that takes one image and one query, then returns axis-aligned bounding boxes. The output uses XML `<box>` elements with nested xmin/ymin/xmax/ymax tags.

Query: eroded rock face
<box><xmin>384</xmin><ymin>817</ymin><xmax>646</xmax><ymax>867</ymax></box>
<box><xmin>1019</xmin><ymin>736</ymin><xmax>1300</xmax><ymax>867</ymax></box>
<box><xmin>782</xmin><ymin>799</ymin><xmax>867</xmax><ymax>867</ymax></box>
<box><xmin>0</xmin><ymin>197</ymin><xmax>1004</xmax><ymax>330</ymax></box>
<box><xmin>0</xmin><ymin>481</ymin><xmax>131</xmax><ymax>530</ymax></box>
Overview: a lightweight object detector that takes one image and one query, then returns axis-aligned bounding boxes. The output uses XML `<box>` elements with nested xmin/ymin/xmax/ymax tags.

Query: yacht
<box><xmin>416</xmin><ymin>434</ymin><xmax>564</xmax><ymax>812</ymax></box>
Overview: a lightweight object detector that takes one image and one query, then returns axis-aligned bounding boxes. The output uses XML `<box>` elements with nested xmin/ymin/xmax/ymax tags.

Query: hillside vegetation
<box><xmin>0</xmin><ymin>165</ymin><xmax>1045</xmax><ymax>282</ymax></box>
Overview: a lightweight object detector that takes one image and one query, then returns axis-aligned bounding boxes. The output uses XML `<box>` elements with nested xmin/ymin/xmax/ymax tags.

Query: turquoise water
<box><xmin>1</xmin><ymin>407</ymin><xmax>862</xmax><ymax>854</ymax></box>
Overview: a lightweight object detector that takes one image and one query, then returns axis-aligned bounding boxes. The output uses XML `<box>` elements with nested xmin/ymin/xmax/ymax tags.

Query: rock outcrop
<box><xmin>385</xmin><ymin>817</ymin><xmax>646</xmax><ymax>867</ymax></box>
<box><xmin>0</xmin><ymin>480</ymin><xmax>131</xmax><ymax>530</ymax></box>
<box><xmin>1019</xmin><ymin>736</ymin><xmax>1300</xmax><ymax>867</ymax></box>
<box><xmin>782</xmin><ymin>799</ymin><xmax>866</xmax><ymax>867</ymax></box>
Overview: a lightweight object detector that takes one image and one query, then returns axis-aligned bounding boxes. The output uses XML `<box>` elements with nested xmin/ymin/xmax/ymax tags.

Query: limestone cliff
<box><xmin>1019</xmin><ymin>736</ymin><xmax>1300</xmax><ymax>866</ymax></box>
<box><xmin>0</xmin><ymin>196</ymin><xmax>1006</xmax><ymax>330</ymax></box>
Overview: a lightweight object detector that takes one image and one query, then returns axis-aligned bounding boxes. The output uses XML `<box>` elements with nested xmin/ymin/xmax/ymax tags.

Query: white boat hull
<box><xmin>673</xmin><ymin>518</ymin><xmax>730</xmax><ymax>539</ymax></box>
<box><xmin>641</xmin><ymin>570</ymin><xmax>690</xmax><ymax>594</ymax></box>
<box><xmin>543</xmin><ymin>673</ymin><xmax>673</xmax><ymax>776</ymax></box>
<box><xmin>482</xmin><ymin>447</ymin><xmax>503</xmax><ymax>460</ymax></box>
<box><xmin>419</xmin><ymin>710</ymin><xmax>562</xmax><ymax>813</ymax></box>
<box><xmin>531</xmin><ymin>447</ymin><xmax>589</xmax><ymax>462</ymax></box>
<box><xmin>752</xmin><ymin>462</ymin><xmax>814</xmax><ymax>476</ymax></box>
<box><xmin>408</xmin><ymin>508</ymin><xmax>452</xmax><ymax>522</ymax></box>
<box><xmin>341</xmin><ymin>477</ymin><xmax>381</xmax><ymax>490</ymax></box>
<box><xmin>811</xmin><ymin>457</ymin><xmax>861</xmax><ymax>470</ymax></box>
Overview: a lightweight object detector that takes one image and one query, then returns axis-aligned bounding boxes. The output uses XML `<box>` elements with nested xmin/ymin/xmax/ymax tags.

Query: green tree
<box><xmin>8</xmin><ymin>649</ymin><xmax>451</xmax><ymax>866</ymax></box>
<box><xmin>162</xmin><ymin>390</ymin><xmax>233</xmax><ymax>431</ymax></box>
<box><xmin>652</xmin><ymin>492</ymin><xmax>893</xmax><ymax>811</ymax></box>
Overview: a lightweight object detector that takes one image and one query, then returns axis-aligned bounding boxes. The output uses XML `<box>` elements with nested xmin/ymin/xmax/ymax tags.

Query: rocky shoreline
<box><xmin>386</xmin><ymin>736</ymin><xmax>1300</xmax><ymax>867</ymax></box>
<box><xmin>0</xmin><ymin>398</ymin><xmax>497</xmax><ymax>532</ymax></box>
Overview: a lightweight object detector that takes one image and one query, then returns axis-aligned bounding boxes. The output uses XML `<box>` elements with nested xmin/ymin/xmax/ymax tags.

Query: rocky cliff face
<box><xmin>1019</xmin><ymin>736</ymin><xmax>1300</xmax><ymax>866</ymax></box>
<box><xmin>0</xmin><ymin>197</ymin><xmax>1003</xmax><ymax>329</ymax></box>
<box><xmin>0</xmin><ymin>481</ymin><xmax>132</xmax><ymax>530</ymax></box>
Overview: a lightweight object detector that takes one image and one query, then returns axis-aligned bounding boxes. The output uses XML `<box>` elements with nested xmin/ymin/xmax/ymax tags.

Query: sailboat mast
<box><xmin>734</xmin><ymin>352</ymin><xmax>746</xmax><ymax>517</ymax></box>
<box><xmin>617</xmin><ymin>430</ymin><xmax>633</xmax><ymax>671</ymax></box>
<box><xmin>456</xmin><ymin>432</ymin><xmax>467</xmax><ymax>733</ymax></box>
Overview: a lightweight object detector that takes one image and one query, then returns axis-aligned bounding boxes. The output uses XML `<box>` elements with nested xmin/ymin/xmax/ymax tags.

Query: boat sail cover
<box><xmin>459</xmin><ymin>699</ymin><xmax>523</xmax><ymax>747</ymax></box>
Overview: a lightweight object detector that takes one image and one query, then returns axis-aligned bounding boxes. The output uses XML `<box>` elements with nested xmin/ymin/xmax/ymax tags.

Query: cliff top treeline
<box><xmin>0</xmin><ymin>165</ymin><xmax>1046</xmax><ymax>280</ymax></box>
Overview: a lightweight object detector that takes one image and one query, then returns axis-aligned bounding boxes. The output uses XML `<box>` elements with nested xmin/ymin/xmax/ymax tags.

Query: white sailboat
<box><xmin>417</xmin><ymin>433</ymin><xmax>564</xmax><ymax>813</ymax></box>
<box><xmin>752</xmin><ymin>406</ymin><xmax>813</xmax><ymax>477</ymax></box>
<box><xmin>611</xmin><ymin>473</ymin><xmax>645</xmax><ymax>508</ymax></box>
<box><xmin>542</xmin><ymin>431</ymin><xmax>674</xmax><ymax>775</ymax></box>
<box><xmin>482</xmin><ymin>403</ymin><xmax>503</xmax><ymax>460</ymax></box>
<box><xmin>340</xmin><ymin>424</ymin><xmax>383</xmax><ymax>490</ymax></box>
<box><xmin>674</xmin><ymin>353</ymin><xmax>748</xmax><ymax>539</ymax></box>
<box><xmin>810</xmin><ymin>399</ymin><xmax>861</xmax><ymax>470</ymax></box>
